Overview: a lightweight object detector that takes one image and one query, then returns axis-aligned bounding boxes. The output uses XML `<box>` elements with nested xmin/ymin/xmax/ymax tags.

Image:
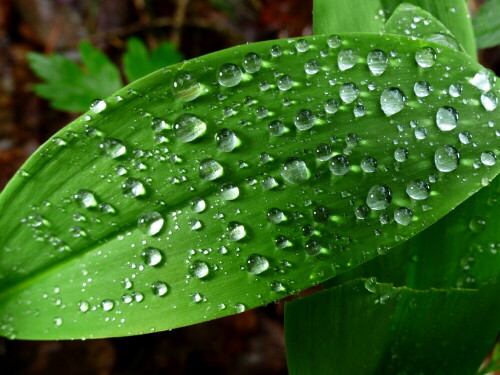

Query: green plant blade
<box><xmin>285</xmin><ymin>278</ymin><xmax>500</xmax><ymax>375</ymax></box>
<box><xmin>1</xmin><ymin>33</ymin><xmax>499</xmax><ymax>340</ymax></box>
<box><xmin>474</xmin><ymin>0</ymin><xmax>500</xmax><ymax>49</ymax></box>
<box><xmin>27</xmin><ymin>41</ymin><xmax>123</xmax><ymax>112</ymax></box>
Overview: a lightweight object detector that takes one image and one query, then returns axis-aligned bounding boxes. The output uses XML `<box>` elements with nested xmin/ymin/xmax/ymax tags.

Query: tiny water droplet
<box><xmin>152</xmin><ymin>281</ymin><xmax>168</xmax><ymax>296</ymax></box>
<box><xmin>101</xmin><ymin>299</ymin><xmax>114</xmax><ymax>311</ymax></box>
<box><xmin>79</xmin><ymin>301</ymin><xmax>90</xmax><ymax>312</ymax></box>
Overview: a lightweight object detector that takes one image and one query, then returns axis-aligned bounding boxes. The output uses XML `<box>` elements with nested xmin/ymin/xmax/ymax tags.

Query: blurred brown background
<box><xmin>0</xmin><ymin>0</ymin><xmax>498</xmax><ymax>374</ymax></box>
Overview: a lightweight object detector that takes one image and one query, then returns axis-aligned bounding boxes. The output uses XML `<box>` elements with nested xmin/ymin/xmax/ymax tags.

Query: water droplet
<box><xmin>434</xmin><ymin>145</ymin><xmax>460</xmax><ymax>172</ymax></box>
<box><xmin>101</xmin><ymin>299</ymin><xmax>114</xmax><ymax>311</ymax></box>
<box><xmin>414</xmin><ymin>81</ymin><xmax>432</xmax><ymax>97</ymax></box>
<box><xmin>270</xmin><ymin>45</ymin><xmax>282</xmax><ymax>57</ymax></box>
<box><xmin>246</xmin><ymin>254</ymin><xmax>270</xmax><ymax>274</ymax></box>
<box><xmin>152</xmin><ymin>281</ymin><xmax>168</xmax><ymax>296</ymax></box>
<box><xmin>138</xmin><ymin>211</ymin><xmax>164</xmax><ymax>236</ymax></box>
<box><xmin>316</xmin><ymin>144</ymin><xmax>332</xmax><ymax>161</ymax></box>
<box><xmin>338</xmin><ymin>49</ymin><xmax>358</xmax><ymax>71</ymax></box>
<box><xmin>192</xmin><ymin>292</ymin><xmax>204</xmax><ymax>303</ymax></box>
<box><xmin>436</xmin><ymin>107</ymin><xmax>458</xmax><ymax>131</ymax></box>
<box><xmin>275</xmin><ymin>235</ymin><xmax>292</xmax><ymax>249</ymax></box>
<box><xmin>90</xmin><ymin>99</ymin><xmax>106</xmax><ymax>114</ymax></box>
<box><xmin>304</xmin><ymin>59</ymin><xmax>320</xmax><ymax>74</ymax></box>
<box><xmin>268</xmin><ymin>120</ymin><xmax>286</xmax><ymax>136</ymax></box>
<box><xmin>122</xmin><ymin>278</ymin><xmax>133</xmax><ymax>289</ymax></box>
<box><xmin>216</xmin><ymin>128</ymin><xmax>239</xmax><ymax>152</ymax></box>
<box><xmin>367</xmin><ymin>50</ymin><xmax>388</xmax><ymax>76</ymax></box>
<box><xmin>354</xmin><ymin>104</ymin><xmax>366</xmax><ymax>117</ymax></box>
<box><xmin>172</xmin><ymin>71</ymin><xmax>202</xmax><ymax>101</ymax></box>
<box><xmin>191</xmin><ymin>197</ymin><xmax>206</xmax><ymax>213</ymax></box>
<box><xmin>380</xmin><ymin>88</ymin><xmax>406</xmax><ymax>116</ymax></box>
<box><xmin>481</xmin><ymin>92</ymin><xmax>498</xmax><ymax>111</ymax></box>
<box><xmin>227</xmin><ymin>221</ymin><xmax>246</xmax><ymax>241</ymax></box>
<box><xmin>234</xmin><ymin>303</ymin><xmax>246</xmax><ymax>313</ymax></box>
<box><xmin>327</xmin><ymin>35</ymin><xmax>341</xmax><ymax>48</ymax></box>
<box><xmin>199</xmin><ymin>159</ymin><xmax>224</xmax><ymax>181</ymax></box>
<box><xmin>406</xmin><ymin>180</ymin><xmax>430</xmax><ymax>200</ymax></box>
<box><xmin>99</xmin><ymin>138</ymin><xmax>126</xmax><ymax>158</ymax></box>
<box><xmin>122</xmin><ymin>178</ymin><xmax>146</xmax><ymax>198</ymax></box>
<box><xmin>394</xmin><ymin>147</ymin><xmax>408</xmax><ymax>162</ymax></box>
<box><xmin>242</xmin><ymin>52</ymin><xmax>262</xmax><ymax>73</ymax></box>
<box><xmin>305</xmin><ymin>239</ymin><xmax>322</xmax><ymax>256</ymax></box>
<box><xmin>217</xmin><ymin>63</ymin><xmax>243</xmax><ymax>87</ymax></box>
<box><xmin>339</xmin><ymin>83</ymin><xmax>359</xmax><ymax>104</ymax></box>
<box><xmin>277</xmin><ymin>75</ymin><xmax>294</xmax><ymax>91</ymax></box>
<box><xmin>324</xmin><ymin>99</ymin><xmax>339</xmax><ymax>114</ymax></box>
<box><xmin>481</xmin><ymin>151</ymin><xmax>497</xmax><ymax>166</ymax></box>
<box><xmin>142</xmin><ymin>247</ymin><xmax>163</xmax><ymax>266</ymax></box>
<box><xmin>79</xmin><ymin>301</ymin><xmax>90</xmax><ymax>312</ymax></box>
<box><xmin>220</xmin><ymin>183</ymin><xmax>240</xmax><ymax>200</ymax></box>
<box><xmin>281</xmin><ymin>157</ymin><xmax>310</xmax><ymax>184</ymax></box>
<box><xmin>414</xmin><ymin>127</ymin><xmax>427</xmax><ymax>140</ymax></box>
<box><xmin>355</xmin><ymin>205</ymin><xmax>369</xmax><ymax>219</ymax></box>
<box><xmin>173</xmin><ymin>114</ymin><xmax>207</xmax><ymax>142</ymax></box>
<box><xmin>271</xmin><ymin>281</ymin><xmax>287</xmax><ymax>293</ymax></box>
<box><xmin>294</xmin><ymin>109</ymin><xmax>316</xmax><ymax>130</ymax></box>
<box><xmin>459</xmin><ymin>131</ymin><xmax>472</xmax><ymax>144</ymax></box>
<box><xmin>415</xmin><ymin>47</ymin><xmax>436</xmax><ymax>68</ymax></box>
<box><xmin>366</xmin><ymin>184</ymin><xmax>392</xmax><ymax>210</ymax></box>
<box><xmin>364</xmin><ymin>277</ymin><xmax>377</xmax><ymax>293</ymax></box>
<box><xmin>329</xmin><ymin>154</ymin><xmax>350</xmax><ymax>175</ymax></box>
<box><xmin>54</xmin><ymin>317</ymin><xmax>63</xmax><ymax>326</ymax></box>
<box><xmin>313</xmin><ymin>205</ymin><xmax>330</xmax><ymax>223</ymax></box>
<box><xmin>448</xmin><ymin>84</ymin><xmax>462</xmax><ymax>97</ymax></box>
<box><xmin>74</xmin><ymin>189</ymin><xmax>98</xmax><ymax>208</ymax></box>
<box><xmin>190</xmin><ymin>260</ymin><xmax>210</xmax><ymax>279</ymax></box>
<box><xmin>361</xmin><ymin>157</ymin><xmax>377</xmax><ymax>173</ymax></box>
<box><xmin>394</xmin><ymin>207</ymin><xmax>413</xmax><ymax>226</ymax></box>
<box><xmin>471</xmin><ymin>69</ymin><xmax>496</xmax><ymax>91</ymax></box>
<box><xmin>295</xmin><ymin>39</ymin><xmax>310</xmax><ymax>52</ymax></box>
<box><xmin>268</xmin><ymin>208</ymin><xmax>286</xmax><ymax>224</ymax></box>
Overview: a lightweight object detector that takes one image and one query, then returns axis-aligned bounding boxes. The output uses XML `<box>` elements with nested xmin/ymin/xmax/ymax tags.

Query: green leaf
<box><xmin>1</xmin><ymin>33</ymin><xmax>499</xmax><ymax>339</ymax></box>
<box><xmin>123</xmin><ymin>38</ymin><xmax>184</xmax><ymax>83</ymax></box>
<box><xmin>285</xmin><ymin>278</ymin><xmax>500</xmax><ymax>375</ymax></box>
<box><xmin>473</xmin><ymin>0</ymin><xmax>500</xmax><ymax>49</ymax></box>
<box><xmin>27</xmin><ymin>41</ymin><xmax>123</xmax><ymax>113</ymax></box>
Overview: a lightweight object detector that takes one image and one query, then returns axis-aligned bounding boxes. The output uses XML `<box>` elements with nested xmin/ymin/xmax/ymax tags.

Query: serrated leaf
<box><xmin>1</xmin><ymin>33</ymin><xmax>499</xmax><ymax>339</ymax></box>
<box><xmin>473</xmin><ymin>0</ymin><xmax>500</xmax><ymax>49</ymax></box>
<box><xmin>285</xmin><ymin>278</ymin><xmax>500</xmax><ymax>375</ymax></box>
<box><xmin>123</xmin><ymin>38</ymin><xmax>184</xmax><ymax>83</ymax></box>
<box><xmin>27</xmin><ymin>41</ymin><xmax>123</xmax><ymax>113</ymax></box>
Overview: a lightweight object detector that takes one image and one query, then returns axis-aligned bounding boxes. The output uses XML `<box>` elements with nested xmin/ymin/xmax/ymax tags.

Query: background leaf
<box><xmin>473</xmin><ymin>0</ymin><xmax>500</xmax><ymax>49</ymax></box>
<box><xmin>285</xmin><ymin>278</ymin><xmax>500</xmax><ymax>375</ymax></box>
<box><xmin>1</xmin><ymin>33</ymin><xmax>499</xmax><ymax>339</ymax></box>
<box><xmin>123</xmin><ymin>38</ymin><xmax>184</xmax><ymax>83</ymax></box>
<box><xmin>27</xmin><ymin>41</ymin><xmax>123</xmax><ymax>113</ymax></box>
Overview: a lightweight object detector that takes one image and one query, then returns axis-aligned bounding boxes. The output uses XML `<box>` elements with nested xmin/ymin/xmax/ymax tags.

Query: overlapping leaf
<box><xmin>1</xmin><ymin>32</ymin><xmax>499</xmax><ymax>339</ymax></box>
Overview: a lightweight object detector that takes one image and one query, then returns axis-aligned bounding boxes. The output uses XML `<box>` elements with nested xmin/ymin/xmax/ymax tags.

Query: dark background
<box><xmin>0</xmin><ymin>0</ymin><xmax>498</xmax><ymax>374</ymax></box>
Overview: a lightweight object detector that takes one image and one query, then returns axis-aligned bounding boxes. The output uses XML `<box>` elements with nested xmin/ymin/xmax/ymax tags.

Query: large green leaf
<box><xmin>285</xmin><ymin>278</ymin><xmax>500</xmax><ymax>375</ymax></box>
<box><xmin>473</xmin><ymin>0</ymin><xmax>500</xmax><ymax>49</ymax></box>
<box><xmin>1</xmin><ymin>33</ymin><xmax>499</xmax><ymax>339</ymax></box>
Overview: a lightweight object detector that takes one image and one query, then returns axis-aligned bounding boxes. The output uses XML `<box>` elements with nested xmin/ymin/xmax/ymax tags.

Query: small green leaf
<box><xmin>473</xmin><ymin>0</ymin><xmax>500</xmax><ymax>49</ymax></box>
<box><xmin>28</xmin><ymin>41</ymin><xmax>123</xmax><ymax>112</ymax></box>
<box><xmin>123</xmin><ymin>38</ymin><xmax>183</xmax><ymax>82</ymax></box>
<box><xmin>1</xmin><ymin>33</ymin><xmax>499</xmax><ymax>339</ymax></box>
<box><xmin>285</xmin><ymin>278</ymin><xmax>500</xmax><ymax>375</ymax></box>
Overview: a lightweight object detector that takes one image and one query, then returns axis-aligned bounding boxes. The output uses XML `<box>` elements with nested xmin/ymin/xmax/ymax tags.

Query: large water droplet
<box><xmin>394</xmin><ymin>147</ymin><xmax>408</xmax><ymax>162</ymax></box>
<box><xmin>122</xmin><ymin>178</ymin><xmax>146</xmax><ymax>198</ymax></box>
<box><xmin>216</xmin><ymin>128</ymin><xmax>239</xmax><ymax>152</ymax></box>
<box><xmin>217</xmin><ymin>63</ymin><xmax>243</xmax><ymax>87</ymax></box>
<box><xmin>339</xmin><ymin>83</ymin><xmax>359</xmax><ymax>104</ymax></box>
<box><xmin>406</xmin><ymin>180</ymin><xmax>430</xmax><ymax>200</ymax></box>
<box><xmin>227</xmin><ymin>221</ymin><xmax>246</xmax><ymax>241</ymax></box>
<box><xmin>101</xmin><ymin>299</ymin><xmax>114</xmax><ymax>311</ymax></box>
<box><xmin>324</xmin><ymin>99</ymin><xmax>339</xmax><ymax>114</ymax></box>
<box><xmin>220</xmin><ymin>183</ymin><xmax>240</xmax><ymax>200</ymax></box>
<box><xmin>152</xmin><ymin>281</ymin><xmax>168</xmax><ymax>296</ymax></box>
<box><xmin>380</xmin><ymin>88</ymin><xmax>406</xmax><ymax>116</ymax></box>
<box><xmin>138</xmin><ymin>212</ymin><xmax>164</xmax><ymax>236</ymax></box>
<box><xmin>199</xmin><ymin>159</ymin><xmax>224</xmax><ymax>181</ymax></box>
<box><xmin>277</xmin><ymin>75</ymin><xmax>294</xmax><ymax>91</ymax></box>
<box><xmin>242</xmin><ymin>52</ymin><xmax>262</xmax><ymax>73</ymax></box>
<box><xmin>90</xmin><ymin>99</ymin><xmax>106</xmax><ymax>114</ymax></box>
<box><xmin>367</xmin><ymin>50</ymin><xmax>388</xmax><ymax>76</ymax></box>
<box><xmin>305</xmin><ymin>59</ymin><xmax>320</xmax><ymax>74</ymax></box>
<box><xmin>294</xmin><ymin>109</ymin><xmax>316</xmax><ymax>130</ymax></box>
<box><xmin>99</xmin><ymin>138</ymin><xmax>126</xmax><ymax>158</ymax></box>
<box><xmin>366</xmin><ymin>184</ymin><xmax>392</xmax><ymax>210</ymax></box>
<box><xmin>481</xmin><ymin>92</ymin><xmax>498</xmax><ymax>111</ymax></box>
<box><xmin>142</xmin><ymin>247</ymin><xmax>163</xmax><ymax>266</ymax></box>
<box><xmin>329</xmin><ymin>154</ymin><xmax>350</xmax><ymax>175</ymax></box>
<box><xmin>190</xmin><ymin>260</ymin><xmax>210</xmax><ymax>278</ymax></box>
<box><xmin>394</xmin><ymin>207</ymin><xmax>413</xmax><ymax>226</ymax></box>
<box><xmin>246</xmin><ymin>254</ymin><xmax>270</xmax><ymax>274</ymax></box>
<box><xmin>75</xmin><ymin>189</ymin><xmax>98</xmax><ymax>208</ymax></box>
<box><xmin>471</xmin><ymin>69</ymin><xmax>496</xmax><ymax>91</ymax></box>
<box><xmin>415</xmin><ymin>47</ymin><xmax>436</xmax><ymax>68</ymax></box>
<box><xmin>436</xmin><ymin>107</ymin><xmax>458</xmax><ymax>131</ymax></box>
<box><xmin>434</xmin><ymin>145</ymin><xmax>460</xmax><ymax>172</ymax></box>
<box><xmin>327</xmin><ymin>35</ymin><xmax>341</xmax><ymax>48</ymax></box>
<box><xmin>481</xmin><ymin>151</ymin><xmax>497</xmax><ymax>166</ymax></box>
<box><xmin>173</xmin><ymin>114</ymin><xmax>207</xmax><ymax>142</ymax></box>
<box><xmin>172</xmin><ymin>71</ymin><xmax>202</xmax><ymax>101</ymax></box>
<box><xmin>281</xmin><ymin>157</ymin><xmax>310</xmax><ymax>184</ymax></box>
<box><xmin>338</xmin><ymin>49</ymin><xmax>358</xmax><ymax>71</ymax></box>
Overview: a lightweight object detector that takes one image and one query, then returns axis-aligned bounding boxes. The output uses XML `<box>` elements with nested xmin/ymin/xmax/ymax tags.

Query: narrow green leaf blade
<box><xmin>285</xmin><ymin>279</ymin><xmax>500</xmax><ymax>375</ymax></box>
<box><xmin>1</xmin><ymin>33</ymin><xmax>499</xmax><ymax>339</ymax></box>
<box><xmin>473</xmin><ymin>0</ymin><xmax>500</xmax><ymax>49</ymax></box>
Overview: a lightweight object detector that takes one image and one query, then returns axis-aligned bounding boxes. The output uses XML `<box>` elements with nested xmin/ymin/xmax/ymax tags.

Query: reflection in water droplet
<box><xmin>366</xmin><ymin>184</ymin><xmax>392</xmax><ymax>210</ymax></box>
<box><xmin>415</xmin><ymin>47</ymin><xmax>436</xmax><ymax>68</ymax></box>
<box><xmin>247</xmin><ymin>254</ymin><xmax>270</xmax><ymax>274</ymax></box>
<box><xmin>142</xmin><ymin>247</ymin><xmax>163</xmax><ymax>266</ymax></box>
<box><xmin>242</xmin><ymin>52</ymin><xmax>262</xmax><ymax>73</ymax></box>
<box><xmin>394</xmin><ymin>207</ymin><xmax>413</xmax><ymax>226</ymax></box>
<box><xmin>281</xmin><ymin>158</ymin><xmax>310</xmax><ymax>184</ymax></box>
<box><xmin>199</xmin><ymin>159</ymin><xmax>224</xmax><ymax>181</ymax></box>
<box><xmin>436</xmin><ymin>107</ymin><xmax>458</xmax><ymax>131</ymax></box>
<box><xmin>380</xmin><ymin>88</ymin><xmax>406</xmax><ymax>116</ymax></box>
<box><xmin>99</xmin><ymin>138</ymin><xmax>126</xmax><ymax>158</ymax></box>
<box><xmin>217</xmin><ymin>63</ymin><xmax>243</xmax><ymax>87</ymax></box>
<box><xmin>138</xmin><ymin>211</ymin><xmax>164</xmax><ymax>236</ymax></box>
<box><xmin>367</xmin><ymin>50</ymin><xmax>388</xmax><ymax>76</ymax></box>
<box><xmin>434</xmin><ymin>145</ymin><xmax>460</xmax><ymax>172</ymax></box>
<box><xmin>173</xmin><ymin>114</ymin><xmax>206</xmax><ymax>142</ymax></box>
<box><xmin>172</xmin><ymin>71</ymin><xmax>202</xmax><ymax>101</ymax></box>
<box><xmin>338</xmin><ymin>49</ymin><xmax>358</xmax><ymax>71</ymax></box>
<box><xmin>406</xmin><ymin>180</ymin><xmax>430</xmax><ymax>200</ymax></box>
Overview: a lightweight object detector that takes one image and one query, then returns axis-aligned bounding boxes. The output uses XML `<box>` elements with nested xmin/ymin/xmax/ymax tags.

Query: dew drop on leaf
<box><xmin>366</xmin><ymin>184</ymin><xmax>392</xmax><ymax>210</ymax></box>
<box><xmin>217</xmin><ymin>63</ymin><xmax>243</xmax><ymax>87</ymax></box>
<box><xmin>173</xmin><ymin>114</ymin><xmax>207</xmax><ymax>142</ymax></box>
<box><xmin>394</xmin><ymin>207</ymin><xmax>413</xmax><ymax>226</ymax></box>
<box><xmin>242</xmin><ymin>52</ymin><xmax>262</xmax><ymax>73</ymax></box>
<box><xmin>267</xmin><ymin>208</ymin><xmax>286</xmax><ymax>224</ymax></box>
<box><xmin>101</xmin><ymin>299</ymin><xmax>114</xmax><ymax>311</ymax></box>
<box><xmin>227</xmin><ymin>221</ymin><xmax>246</xmax><ymax>241</ymax></box>
<box><xmin>367</xmin><ymin>50</ymin><xmax>388</xmax><ymax>76</ymax></box>
<box><xmin>99</xmin><ymin>138</ymin><xmax>127</xmax><ymax>158</ymax></box>
<box><xmin>324</xmin><ymin>99</ymin><xmax>339</xmax><ymax>114</ymax></box>
<box><xmin>281</xmin><ymin>157</ymin><xmax>310</xmax><ymax>184</ymax></box>
<box><xmin>434</xmin><ymin>145</ymin><xmax>460</xmax><ymax>172</ymax></box>
<box><xmin>191</xmin><ymin>197</ymin><xmax>206</xmax><ymax>213</ymax></box>
<box><xmin>142</xmin><ymin>247</ymin><xmax>163</xmax><ymax>266</ymax></box>
<box><xmin>471</xmin><ymin>69</ymin><xmax>496</xmax><ymax>91</ymax></box>
<box><xmin>234</xmin><ymin>303</ymin><xmax>246</xmax><ymax>313</ymax></box>
<box><xmin>360</xmin><ymin>157</ymin><xmax>377</xmax><ymax>173</ymax></box>
<box><xmin>304</xmin><ymin>59</ymin><xmax>320</xmax><ymax>74</ymax></box>
<box><xmin>172</xmin><ymin>71</ymin><xmax>202</xmax><ymax>101</ymax></box>
<box><xmin>79</xmin><ymin>301</ymin><xmax>90</xmax><ymax>313</ymax></box>
<box><xmin>380</xmin><ymin>88</ymin><xmax>406</xmax><ymax>116</ymax></box>
<box><xmin>406</xmin><ymin>180</ymin><xmax>430</xmax><ymax>200</ymax></box>
<box><xmin>415</xmin><ymin>47</ymin><xmax>436</xmax><ymax>68</ymax></box>
<box><xmin>459</xmin><ymin>131</ymin><xmax>472</xmax><ymax>144</ymax></box>
<box><xmin>220</xmin><ymin>183</ymin><xmax>240</xmax><ymax>201</ymax></box>
<box><xmin>137</xmin><ymin>211</ymin><xmax>164</xmax><ymax>236</ymax></box>
<box><xmin>246</xmin><ymin>254</ymin><xmax>270</xmax><ymax>274</ymax></box>
<box><xmin>305</xmin><ymin>239</ymin><xmax>322</xmax><ymax>256</ymax></box>
<box><xmin>90</xmin><ymin>99</ymin><xmax>106</xmax><ymax>114</ymax></box>
<box><xmin>277</xmin><ymin>75</ymin><xmax>294</xmax><ymax>91</ymax></box>
<box><xmin>481</xmin><ymin>92</ymin><xmax>498</xmax><ymax>111</ymax></box>
<box><xmin>338</xmin><ymin>49</ymin><xmax>358</xmax><ymax>71</ymax></box>
<box><xmin>394</xmin><ymin>148</ymin><xmax>408</xmax><ymax>162</ymax></box>
<box><xmin>436</xmin><ymin>107</ymin><xmax>458</xmax><ymax>131</ymax></box>
<box><xmin>190</xmin><ymin>260</ymin><xmax>210</xmax><ymax>279</ymax></box>
<box><xmin>414</xmin><ymin>81</ymin><xmax>432</xmax><ymax>97</ymax></box>
<box><xmin>151</xmin><ymin>281</ymin><xmax>169</xmax><ymax>296</ymax></box>
<box><xmin>74</xmin><ymin>189</ymin><xmax>98</xmax><ymax>208</ymax></box>
<box><xmin>199</xmin><ymin>159</ymin><xmax>224</xmax><ymax>181</ymax></box>
<box><xmin>295</xmin><ymin>39</ymin><xmax>310</xmax><ymax>52</ymax></box>
<box><xmin>329</xmin><ymin>154</ymin><xmax>350</xmax><ymax>176</ymax></box>
<box><xmin>339</xmin><ymin>83</ymin><xmax>359</xmax><ymax>104</ymax></box>
<box><xmin>122</xmin><ymin>178</ymin><xmax>146</xmax><ymax>198</ymax></box>
<box><xmin>316</xmin><ymin>144</ymin><xmax>332</xmax><ymax>161</ymax></box>
<box><xmin>481</xmin><ymin>151</ymin><xmax>497</xmax><ymax>166</ymax></box>
<box><xmin>294</xmin><ymin>109</ymin><xmax>316</xmax><ymax>130</ymax></box>
<box><xmin>268</xmin><ymin>120</ymin><xmax>286</xmax><ymax>136</ymax></box>
<box><xmin>327</xmin><ymin>35</ymin><xmax>341</xmax><ymax>48</ymax></box>
<box><xmin>216</xmin><ymin>128</ymin><xmax>239</xmax><ymax>152</ymax></box>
